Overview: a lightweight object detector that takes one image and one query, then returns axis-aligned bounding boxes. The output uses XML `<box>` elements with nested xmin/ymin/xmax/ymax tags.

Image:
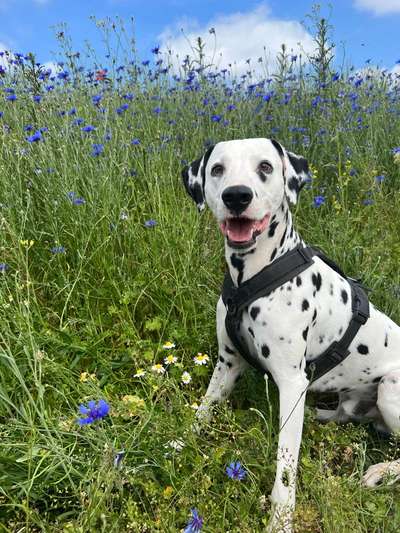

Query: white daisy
<box><xmin>181</xmin><ymin>371</ymin><xmax>192</xmax><ymax>384</ymax></box>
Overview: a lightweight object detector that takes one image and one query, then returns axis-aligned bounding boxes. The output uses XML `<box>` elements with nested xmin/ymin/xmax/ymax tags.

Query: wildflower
<box><xmin>211</xmin><ymin>114</ymin><xmax>221</xmax><ymax>122</ymax></box>
<box><xmin>151</xmin><ymin>363</ymin><xmax>165</xmax><ymax>375</ymax></box>
<box><xmin>131</xmin><ymin>138</ymin><xmax>140</xmax><ymax>145</ymax></box>
<box><xmin>79</xmin><ymin>371</ymin><xmax>96</xmax><ymax>382</ymax></box>
<box><xmin>77</xmin><ymin>399</ymin><xmax>110</xmax><ymax>425</ymax></box>
<box><xmin>116</xmin><ymin>103</ymin><xmax>129</xmax><ymax>114</ymax></box>
<box><xmin>120</xmin><ymin>211</ymin><xmax>128</xmax><ymax>220</ymax></box>
<box><xmin>0</xmin><ymin>263</ymin><xmax>9</xmax><ymax>273</ymax></box>
<box><xmin>164</xmin><ymin>354</ymin><xmax>177</xmax><ymax>365</ymax></box>
<box><xmin>393</xmin><ymin>147</ymin><xmax>400</xmax><ymax>164</ymax></box>
<box><xmin>133</xmin><ymin>368</ymin><xmax>146</xmax><ymax>377</ymax></box>
<box><xmin>72</xmin><ymin>118</ymin><xmax>84</xmax><ymax>126</ymax></box>
<box><xmin>95</xmin><ymin>69</ymin><xmax>107</xmax><ymax>81</ymax></box>
<box><xmin>81</xmin><ymin>125</ymin><xmax>95</xmax><ymax>133</ymax></box>
<box><xmin>162</xmin><ymin>341</ymin><xmax>176</xmax><ymax>350</ymax></box>
<box><xmin>190</xmin><ymin>402</ymin><xmax>199</xmax><ymax>410</ymax></box>
<box><xmin>151</xmin><ymin>45</ymin><xmax>160</xmax><ymax>55</ymax></box>
<box><xmin>313</xmin><ymin>195</ymin><xmax>325</xmax><ymax>208</ymax></box>
<box><xmin>166</xmin><ymin>439</ymin><xmax>184</xmax><ymax>452</ymax></box>
<box><xmin>6</xmin><ymin>93</ymin><xmax>16</xmax><ymax>102</ymax></box>
<box><xmin>193</xmin><ymin>353</ymin><xmax>209</xmax><ymax>365</ymax></box>
<box><xmin>363</xmin><ymin>198</ymin><xmax>374</xmax><ymax>205</ymax></box>
<box><xmin>26</xmin><ymin>130</ymin><xmax>42</xmax><ymax>143</ymax></box>
<box><xmin>184</xmin><ymin>508</ymin><xmax>203</xmax><ymax>533</ymax></box>
<box><xmin>51</xmin><ymin>246</ymin><xmax>66</xmax><ymax>254</ymax></box>
<box><xmin>226</xmin><ymin>461</ymin><xmax>247</xmax><ymax>480</ymax></box>
<box><xmin>91</xmin><ymin>143</ymin><xmax>104</xmax><ymax>157</ymax></box>
<box><xmin>375</xmin><ymin>175</ymin><xmax>385</xmax><ymax>183</ymax></box>
<box><xmin>92</xmin><ymin>94</ymin><xmax>102</xmax><ymax>105</ymax></box>
<box><xmin>153</xmin><ymin>106</ymin><xmax>162</xmax><ymax>114</ymax></box>
<box><xmin>181</xmin><ymin>371</ymin><xmax>192</xmax><ymax>384</ymax></box>
<box><xmin>144</xmin><ymin>219</ymin><xmax>157</xmax><ymax>228</ymax></box>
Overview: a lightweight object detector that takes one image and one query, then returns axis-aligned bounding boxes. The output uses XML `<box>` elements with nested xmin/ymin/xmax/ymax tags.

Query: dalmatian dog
<box><xmin>182</xmin><ymin>138</ymin><xmax>400</xmax><ymax>532</ymax></box>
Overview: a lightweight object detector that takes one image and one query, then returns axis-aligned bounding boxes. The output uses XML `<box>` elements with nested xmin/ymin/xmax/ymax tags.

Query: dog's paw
<box><xmin>362</xmin><ymin>460</ymin><xmax>400</xmax><ymax>487</ymax></box>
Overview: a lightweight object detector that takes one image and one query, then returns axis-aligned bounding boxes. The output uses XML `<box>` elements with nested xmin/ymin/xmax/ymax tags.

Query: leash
<box><xmin>221</xmin><ymin>245</ymin><xmax>370</xmax><ymax>383</ymax></box>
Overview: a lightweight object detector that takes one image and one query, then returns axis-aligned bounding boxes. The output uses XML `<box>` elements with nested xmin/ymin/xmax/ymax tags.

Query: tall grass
<box><xmin>0</xmin><ymin>16</ymin><xmax>400</xmax><ymax>532</ymax></box>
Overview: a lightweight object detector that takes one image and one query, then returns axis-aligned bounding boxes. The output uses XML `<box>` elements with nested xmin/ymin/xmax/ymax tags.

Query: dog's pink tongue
<box><xmin>226</xmin><ymin>218</ymin><xmax>254</xmax><ymax>242</ymax></box>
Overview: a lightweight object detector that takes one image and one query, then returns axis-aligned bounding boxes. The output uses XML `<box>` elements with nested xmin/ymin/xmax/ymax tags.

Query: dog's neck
<box><xmin>225</xmin><ymin>200</ymin><xmax>303</xmax><ymax>286</ymax></box>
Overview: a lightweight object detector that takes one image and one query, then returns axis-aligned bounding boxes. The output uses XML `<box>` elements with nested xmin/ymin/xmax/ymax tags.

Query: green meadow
<box><xmin>1</xmin><ymin>18</ymin><xmax>400</xmax><ymax>532</ymax></box>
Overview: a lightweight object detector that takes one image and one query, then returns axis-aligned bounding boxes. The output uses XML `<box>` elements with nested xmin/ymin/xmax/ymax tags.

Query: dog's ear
<box><xmin>270</xmin><ymin>139</ymin><xmax>310</xmax><ymax>205</ymax></box>
<box><xmin>181</xmin><ymin>145</ymin><xmax>215</xmax><ymax>212</ymax></box>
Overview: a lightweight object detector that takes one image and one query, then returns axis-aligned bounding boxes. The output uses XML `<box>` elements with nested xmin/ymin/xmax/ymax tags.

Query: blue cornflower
<box><xmin>0</xmin><ymin>112</ymin><xmax>3</xmax><ymax>118</ymax></box>
<box><xmin>46</xmin><ymin>85</ymin><xmax>54</xmax><ymax>92</ymax></box>
<box><xmin>363</xmin><ymin>198</ymin><xmax>374</xmax><ymax>205</ymax></box>
<box><xmin>144</xmin><ymin>219</ymin><xmax>157</xmax><ymax>228</ymax></box>
<box><xmin>77</xmin><ymin>399</ymin><xmax>110</xmax><ymax>425</ymax></box>
<box><xmin>211</xmin><ymin>114</ymin><xmax>221</xmax><ymax>122</ymax></box>
<box><xmin>142</xmin><ymin>60</ymin><xmax>150</xmax><ymax>66</ymax></box>
<box><xmin>375</xmin><ymin>175</ymin><xmax>385</xmax><ymax>183</ymax></box>
<box><xmin>57</xmin><ymin>70</ymin><xmax>69</xmax><ymax>80</ymax></box>
<box><xmin>153</xmin><ymin>106</ymin><xmax>162</xmax><ymax>114</ymax></box>
<box><xmin>116</xmin><ymin>103</ymin><xmax>129</xmax><ymax>114</ymax></box>
<box><xmin>72</xmin><ymin>118</ymin><xmax>84</xmax><ymax>126</ymax></box>
<box><xmin>68</xmin><ymin>107</ymin><xmax>77</xmax><ymax>116</ymax></box>
<box><xmin>81</xmin><ymin>125</ymin><xmax>95</xmax><ymax>133</ymax></box>
<box><xmin>123</xmin><ymin>93</ymin><xmax>134</xmax><ymax>100</ymax></box>
<box><xmin>26</xmin><ymin>130</ymin><xmax>42</xmax><ymax>143</ymax></box>
<box><xmin>0</xmin><ymin>263</ymin><xmax>9</xmax><ymax>273</ymax></box>
<box><xmin>92</xmin><ymin>143</ymin><xmax>104</xmax><ymax>157</ymax></box>
<box><xmin>6</xmin><ymin>93</ymin><xmax>16</xmax><ymax>102</ymax></box>
<box><xmin>33</xmin><ymin>95</ymin><xmax>41</xmax><ymax>103</ymax></box>
<box><xmin>51</xmin><ymin>246</ymin><xmax>66</xmax><ymax>254</ymax></box>
<box><xmin>313</xmin><ymin>195</ymin><xmax>325</xmax><ymax>208</ymax></box>
<box><xmin>226</xmin><ymin>104</ymin><xmax>236</xmax><ymax>111</ymax></box>
<box><xmin>226</xmin><ymin>461</ymin><xmax>247</xmax><ymax>480</ymax></box>
<box><xmin>131</xmin><ymin>138</ymin><xmax>140</xmax><ymax>145</ymax></box>
<box><xmin>184</xmin><ymin>508</ymin><xmax>203</xmax><ymax>533</ymax></box>
<box><xmin>24</xmin><ymin>124</ymin><xmax>33</xmax><ymax>132</ymax></box>
<box><xmin>392</xmin><ymin>147</ymin><xmax>400</xmax><ymax>154</ymax></box>
<box><xmin>151</xmin><ymin>45</ymin><xmax>160</xmax><ymax>55</ymax></box>
<box><xmin>92</xmin><ymin>94</ymin><xmax>102</xmax><ymax>105</ymax></box>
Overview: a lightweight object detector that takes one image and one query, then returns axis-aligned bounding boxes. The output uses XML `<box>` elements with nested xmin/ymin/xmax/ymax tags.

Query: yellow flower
<box><xmin>162</xmin><ymin>341</ymin><xmax>176</xmax><ymax>350</ymax></box>
<box><xmin>164</xmin><ymin>354</ymin><xmax>177</xmax><ymax>365</ymax></box>
<box><xmin>151</xmin><ymin>363</ymin><xmax>165</xmax><ymax>375</ymax></box>
<box><xmin>163</xmin><ymin>485</ymin><xmax>174</xmax><ymax>499</ymax></box>
<box><xmin>79</xmin><ymin>371</ymin><xmax>96</xmax><ymax>382</ymax></box>
<box><xmin>193</xmin><ymin>352</ymin><xmax>209</xmax><ymax>365</ymax></box>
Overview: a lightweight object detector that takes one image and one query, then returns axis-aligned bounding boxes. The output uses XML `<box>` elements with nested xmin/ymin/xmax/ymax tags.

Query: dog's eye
<box><xmin>259</xmin><ymin>161</ymin><xmax>273</xmax><ymax>174</ymax></box>
<box><xmin>211</xmin><ymin>164</ymin><xmax>224</xmax><ymax>177</ymax></box>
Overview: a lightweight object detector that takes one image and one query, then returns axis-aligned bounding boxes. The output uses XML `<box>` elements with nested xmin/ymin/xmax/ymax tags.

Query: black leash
<box><xmin>221</xmin><ymin>245</ymin><xmax>369</xmax><ymax>382</ymax></box>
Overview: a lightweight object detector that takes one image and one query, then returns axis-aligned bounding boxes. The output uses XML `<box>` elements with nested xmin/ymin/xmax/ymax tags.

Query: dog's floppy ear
<box><xmin>270</xmin><ymin>139</ymin><xmax>310</xmax><ymax>205</ymax></box>
<box><xmin>181</xmin><ymin>145</ymin><xmax>215</xmax><ymax>211</ymax></box>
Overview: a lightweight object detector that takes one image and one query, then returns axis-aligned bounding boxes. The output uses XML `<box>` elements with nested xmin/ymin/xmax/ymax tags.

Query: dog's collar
<box><xmin>222</xmin><ymin>245</ymin><xmax>370</xmax><ymax>382</ymax></box>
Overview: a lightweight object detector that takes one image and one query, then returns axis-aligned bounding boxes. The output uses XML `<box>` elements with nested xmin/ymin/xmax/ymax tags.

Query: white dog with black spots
<box><xmin>182</xmin><ymin>138</ymin><xmax>400</xmax><ymax>532</ymax></box>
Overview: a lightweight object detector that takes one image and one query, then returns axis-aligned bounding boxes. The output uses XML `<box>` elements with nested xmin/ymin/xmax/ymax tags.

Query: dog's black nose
<box><xmin>222</xmin><ymin>185</ymin><xmax>253</xmax><ymax>215</ymax></box>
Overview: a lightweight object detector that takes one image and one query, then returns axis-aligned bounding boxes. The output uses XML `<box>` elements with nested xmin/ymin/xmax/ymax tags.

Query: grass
<box><xmin>1</xmin><ymin>18</ymin><xmax>400</xmax><ymax>532</ymax></box>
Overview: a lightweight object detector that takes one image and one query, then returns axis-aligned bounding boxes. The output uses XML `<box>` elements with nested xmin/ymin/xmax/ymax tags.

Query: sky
<box><xmin>1</xmin><ymin>0</ymin><xmax>400</xmax><ymax>73</ymax></box>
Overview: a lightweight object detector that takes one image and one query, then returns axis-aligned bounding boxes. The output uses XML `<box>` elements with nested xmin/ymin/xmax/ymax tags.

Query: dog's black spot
<box><xmin>341</xmin><ymin>290</ymin><xmax>348</xmax><ymax>304</ymax></box>
<box><xmin>225</xmin><ymin>345</ymin><xmax>235</xmax><ymax>355</ymax></box>
<box><xmin>268</xmin><ymin>220</ymin><xmax>279</xmax><ymax>238</ymax></box>
<box><xmin>261</xmin><ymin>344</ymin><xmax>270</xmax><ymax>358</ymax></box>
<box><xmin>340</xmin><ymin>387</ymin><xmax>351</xmax><ymax>393</ymax></box>
<box><xmin>338</xmin><ymin>327</ymin><xmax>343</xmax><ymax>335</ymax></box>
<box><xmin>279</xmin><ymin>228</ymin><xmax>287</xmax><ymax>247</ymax></box>
<box><xmin>248</xmin><ymin>327</ymin><xmax>255</xmax><ymax>338</ymax></box>
<box><xmin>296</xmin><ymin>276</ymin><xmax>302</xmax><ymax>287</ymax></box>
<box><xmin>319</xmin><ymin>335</ymin><xmax>325</xmax><ymax>344</ymax></box>
<box><xmin>329</xmin><ymin>283</ymin><xmax>334</xmax><ymax>296</ymax></box>
<box><xmin>279</xmin><ymin>336</ymin><xmax>284</xmax><ymax>341</ymax></box>
<box><xmin>219</xmin><ymin>355</ymin><xmax>225</xmax><ymax>363</ymax></box>
<box><xmin>287</xmin><ymin>176</ymin><xmax>300</xmax><ymax>195</ymax></box>
<box><xmin>227</xmin><ymin>361</ymin><xmax>233</xmax><ymax>369</ymax></box>
<box><xmin>287</xmin><ymin>301</ymin><xmax>292</xmax><ymax>306</ymax></box>
<box><xmin>289</xmin><ymin>226</ymin><xmax>294</xmax><ymax>238</ymax></box>
<box><xmin>328</xmin><ymin>308</ymin><xmax>332</xmax><ymax>315</ymax></box>
<box><xmin>357</xmin><ymin>344</ymin><xmax>369</xmax><ymax>355</ymax></box>
<box><xmin>302</xmin><ymin>327</ymin><xmax>309</xmax><ymax>341</ymax></box>
<box><xmin>230</xmin><ymin>253</ymin><xmax>244</xmax><ymax>285</ymax></box>
<box><xmin>288</xmin><ymin>152</ymin><xmax>309</xmax><ymax>175</ymax></box>
<box><xmin>312</xmin><ymin>272</ymin><xmax>322</xmax><ymax>291</ymax></box>
<box><xmin>250</xmin><ymin>306</ymin><xmax>260</xmax><ymax>320</ymax></box>
<box><xmin>384</xmin><ymin>333</ymin><xmax>388</xmax><ymax>347</ymax></box>
<box><xmin>262</xmin><ymin>321</ymin><xmax>267</xmax><ymax>326</ymax></box>
<box><xmin>270</xmin><ymin>248</ymin><xmax>277</xmax><ymax>262</ymax></box>
<box><xmin>302</xmin><ymin>299</ymin><xmax>309</xmax><ymax>311</ymax></box>
<box><xmin>312</xmin><ymin>309</ymin><xmax>317</xmax><ymax>322</ymax></box>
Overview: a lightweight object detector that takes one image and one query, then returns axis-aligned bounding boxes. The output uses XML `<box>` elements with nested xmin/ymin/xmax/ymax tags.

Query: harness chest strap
<box><xmin>221</xmin><ymin>245</ymin><xmax>370</xmax><ymax>383</ymax></box>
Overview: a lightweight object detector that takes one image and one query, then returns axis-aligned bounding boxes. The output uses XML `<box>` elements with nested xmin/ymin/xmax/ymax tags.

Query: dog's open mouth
<box><xmin>219</xmin><ymin>214</ymin><xmax>270</xmax><ymax>248</ymax></box>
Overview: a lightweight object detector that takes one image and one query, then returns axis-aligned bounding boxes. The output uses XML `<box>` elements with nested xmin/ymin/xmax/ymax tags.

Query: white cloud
<box><xmin>353</xmin><ymin>0</ymin><xmax>400</xmax><ymax>15</ymax></box>
<box><xmin>158</xmin><ymin>4</ymin><xmax>314</xmax><ymax>75</ymax></box>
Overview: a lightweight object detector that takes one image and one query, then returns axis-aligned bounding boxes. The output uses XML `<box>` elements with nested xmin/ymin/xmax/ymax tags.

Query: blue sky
<box><xmin>1</xmin><ymin>0</ymin><xmax>400</xmax><ymax>72</ymax></box>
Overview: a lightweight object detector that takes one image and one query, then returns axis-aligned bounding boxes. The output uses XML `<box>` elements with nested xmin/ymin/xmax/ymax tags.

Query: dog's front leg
<box><xmin>267</xmin><ymin>373</ymin><xmax>308</xmax><ymax>533</ymax></box>
<box><xmin>196</xmin><ymin>298</ymin><xmax>248</xmax><ymax>425</ymax></box>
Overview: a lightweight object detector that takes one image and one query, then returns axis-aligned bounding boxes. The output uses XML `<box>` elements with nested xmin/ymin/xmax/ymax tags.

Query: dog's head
<box><xmin>182</xmin><ymin>138</ymin><xmax>310</xmax><ymax>249</ymax></box>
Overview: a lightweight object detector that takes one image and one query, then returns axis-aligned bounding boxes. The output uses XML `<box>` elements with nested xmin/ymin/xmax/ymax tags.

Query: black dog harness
<box><xmin>221</xmin><ymin>245</ymin><xmax>370</xmax><ymax>382</ymax></box>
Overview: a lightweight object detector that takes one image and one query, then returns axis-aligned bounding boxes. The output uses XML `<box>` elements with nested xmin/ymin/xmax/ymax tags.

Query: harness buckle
<box><xmin>353</xmin><ymin>308</ymin><xmax>368</xmax><ymax>325</ymax></box>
